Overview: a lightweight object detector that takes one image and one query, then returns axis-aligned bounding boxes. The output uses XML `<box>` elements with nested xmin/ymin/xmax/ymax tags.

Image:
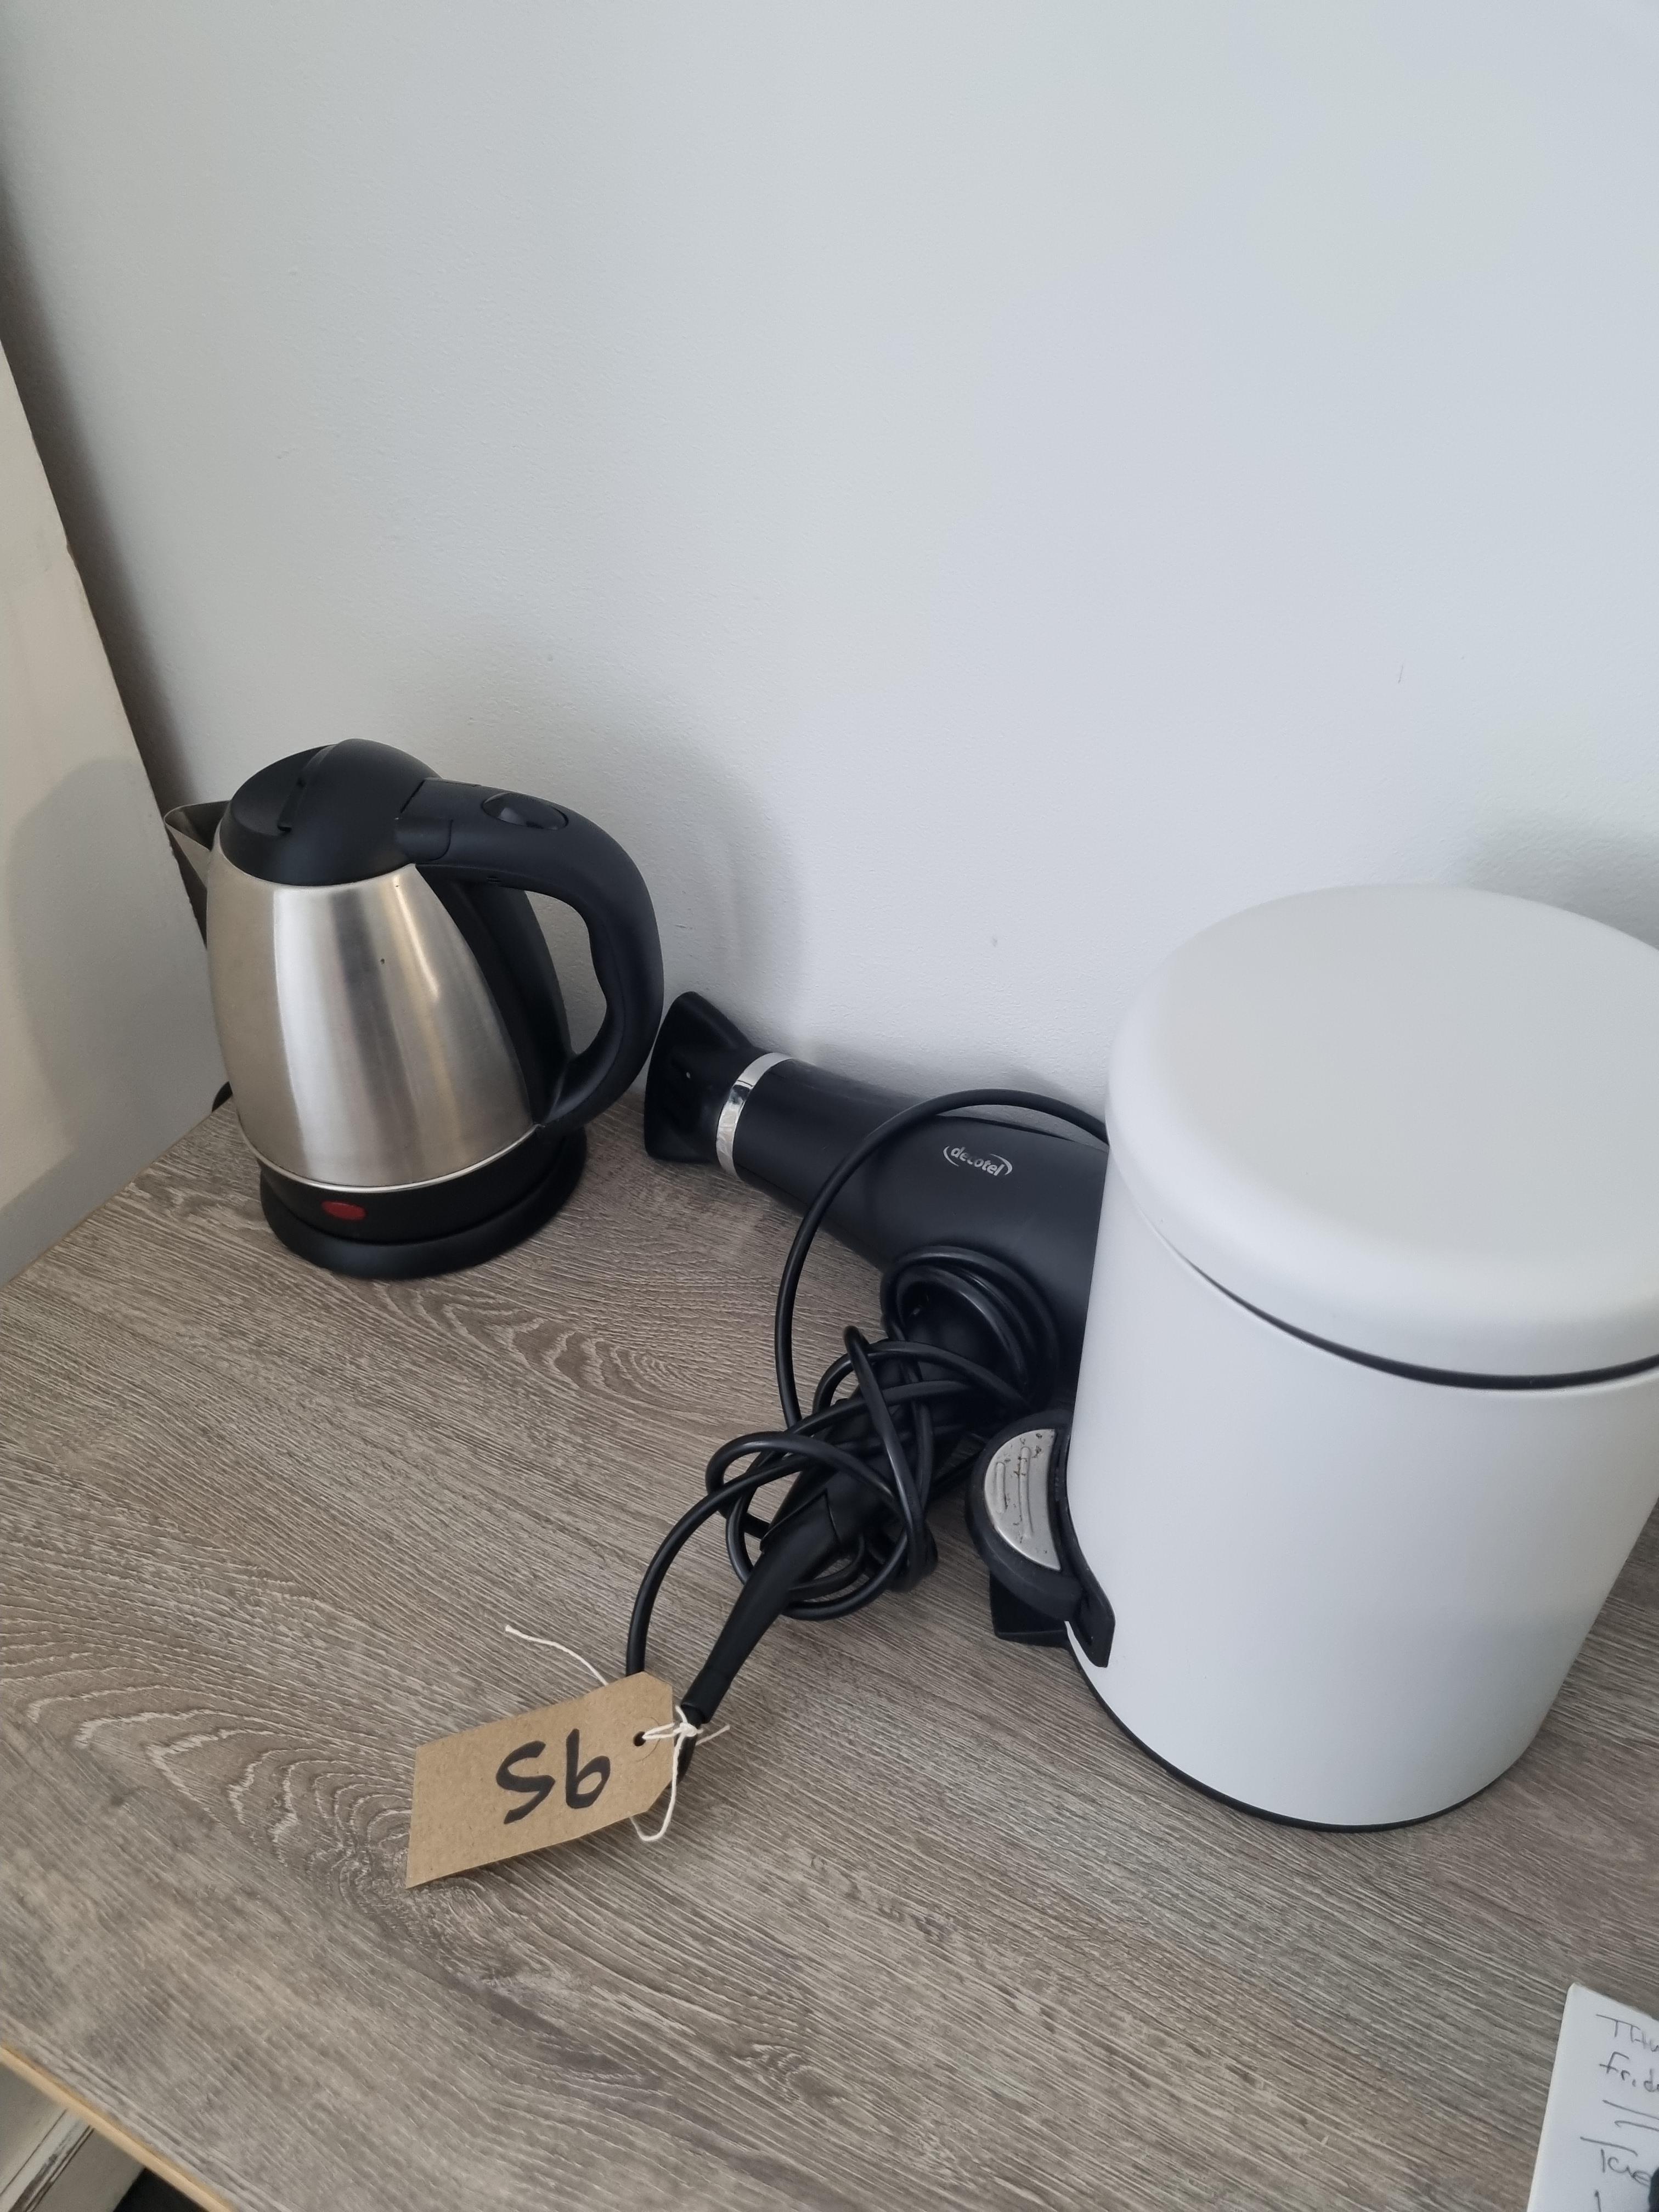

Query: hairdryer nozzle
<box><xmin>644</xmin><ymin>994</ymin><xmax>1107</xmax><ymax>1380</ymax></box>
<box><xmin>642</xmin><ymin>993</ymin><xmax>763</xmax><ymax>1163</ymax></box>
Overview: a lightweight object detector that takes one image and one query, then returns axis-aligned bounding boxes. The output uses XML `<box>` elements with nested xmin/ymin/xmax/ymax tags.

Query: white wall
<box><xmin>1</xmin><ymin>2</ymin><xmax>1656</xmax><ymax>1104</ymax></box>
<box><xmin>0</xmin><ymin>337</ymin><xmax>223</xmax><ymax>1283</ymax></box>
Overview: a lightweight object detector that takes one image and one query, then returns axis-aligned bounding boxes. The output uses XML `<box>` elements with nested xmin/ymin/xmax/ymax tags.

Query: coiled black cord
<box><xmin>625</xmin><ymin>1090</ymin><xmax>1108</xmax><ymax>1730</ymax></box>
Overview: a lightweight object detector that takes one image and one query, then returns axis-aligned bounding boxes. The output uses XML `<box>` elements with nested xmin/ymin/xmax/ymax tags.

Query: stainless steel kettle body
<box><xmin>167</xmin><ymin>739</ymin><xmax>662</xmax><ymax>1277</ymax></box>
<box><xmin>206</xmin><ymin>855</ymin><xmax>533</xmax><ymax>1190</ymax></box>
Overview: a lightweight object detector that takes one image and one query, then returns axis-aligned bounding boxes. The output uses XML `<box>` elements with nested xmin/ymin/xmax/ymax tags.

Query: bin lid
<box><xmin>1106</xmin><ymin>885</ymin><xmax>1659</xmax><ymax>1380</ymax></box>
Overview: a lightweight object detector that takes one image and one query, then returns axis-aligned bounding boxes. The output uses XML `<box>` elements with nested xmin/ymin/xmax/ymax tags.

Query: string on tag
<box><xmin>502</xmin><ymin>1624</ymin><xmax>726</xmax><ymax>1844</ymax></box>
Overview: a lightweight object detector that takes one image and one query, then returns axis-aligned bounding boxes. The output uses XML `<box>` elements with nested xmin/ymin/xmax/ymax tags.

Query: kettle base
<box><xmin>258</xmin><ymin>1130</ymin><xmax>586</xmax><ymax>1279</ymax></box>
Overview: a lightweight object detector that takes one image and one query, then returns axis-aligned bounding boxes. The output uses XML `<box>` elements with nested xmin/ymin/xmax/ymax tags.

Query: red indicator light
<box><xmin>321</xmin><ymin>1199</ymin><xmax>367</xmax><ymax>1222</ymax></box>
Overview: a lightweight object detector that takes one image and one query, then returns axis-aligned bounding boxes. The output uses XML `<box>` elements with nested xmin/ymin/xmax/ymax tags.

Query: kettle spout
<box><xmin>163</xmin><ymin>799</ymin><xmax>227</xmax><ymax>935</ymax></box>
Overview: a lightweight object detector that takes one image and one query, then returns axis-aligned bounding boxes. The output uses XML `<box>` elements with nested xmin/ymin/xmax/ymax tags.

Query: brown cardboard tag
<box><xmin>405</xmin><ymin>1672</ymin><xmax>675</xmax><ymax>1887</ymax></box>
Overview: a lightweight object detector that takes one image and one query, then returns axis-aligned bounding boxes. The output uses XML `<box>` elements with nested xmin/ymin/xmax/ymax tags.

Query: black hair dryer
<box><xmin>642</xmin><ymin>994</ymin><xmax>1108</xmax><ymax>1383</ymax></box>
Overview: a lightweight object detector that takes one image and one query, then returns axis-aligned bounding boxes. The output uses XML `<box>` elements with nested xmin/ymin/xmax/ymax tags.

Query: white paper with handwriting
<box><xmin>1529</xmin><ymin>1984</ymin><xmax>1659</xmax><ymax>2210</ymax></box>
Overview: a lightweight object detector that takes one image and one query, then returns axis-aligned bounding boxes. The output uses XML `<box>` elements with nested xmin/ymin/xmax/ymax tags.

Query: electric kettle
<box><xmin>166</xmin><ymin>739</ymin><xmax>662</xmax><ymax>1277</ymax></box>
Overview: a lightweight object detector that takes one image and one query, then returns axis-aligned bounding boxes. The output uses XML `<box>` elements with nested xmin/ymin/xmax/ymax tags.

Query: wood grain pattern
<box><xmin>4</xmin><ymin>1097</ymin><xmax>1659</xmax><ymax>2211</ymax></box>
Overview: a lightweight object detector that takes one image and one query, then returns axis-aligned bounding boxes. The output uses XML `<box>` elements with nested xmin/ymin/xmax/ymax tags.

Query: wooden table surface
<box><xmin>4</xmin><ymin>1098</ymin><xmax>1659</xmax><ymax>2211</ymax></box>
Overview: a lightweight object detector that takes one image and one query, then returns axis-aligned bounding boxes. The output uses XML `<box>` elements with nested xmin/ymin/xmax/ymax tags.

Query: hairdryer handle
<box><xmin>398</xmin><ymin>778</ymin><xmax>663</xmax><ymax>1137</ymax></box>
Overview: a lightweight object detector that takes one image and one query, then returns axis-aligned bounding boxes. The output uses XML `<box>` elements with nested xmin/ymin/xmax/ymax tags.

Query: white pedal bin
<box><xmin>1066</xmin><ymin>885</ymin><xmax>1659</xmax><ymax>1827</ymax></box>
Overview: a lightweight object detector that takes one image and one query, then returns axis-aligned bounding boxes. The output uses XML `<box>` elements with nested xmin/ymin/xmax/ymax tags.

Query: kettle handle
<box><xmin>397</xmin><ymin>780</ymin><xmax>664</xmax><ymax>1138</ymax></box>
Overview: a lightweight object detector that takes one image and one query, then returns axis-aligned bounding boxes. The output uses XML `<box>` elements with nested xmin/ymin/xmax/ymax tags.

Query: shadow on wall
<box><xmin>1</xmin><ymin>128</ymin><xmax>801</xmax><ymax>1054</ymax></box>
<box><xmin>1466</xmin><ymin>820</ymin><xmax>1659</xmax><ymax>955</ymax></box>
<box><xmin>2</xmin><ymin>754</ymin><xmax>222</xmax><ymax>1274</ymax></box>
<box><xmin>0</xmin><ymin>177</ymin><xmax>185</xmax><ymax>805</ymax></box>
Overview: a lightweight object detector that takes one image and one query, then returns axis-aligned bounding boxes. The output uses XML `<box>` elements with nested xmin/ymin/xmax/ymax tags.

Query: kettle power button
<box><xmin>482</xmin><ymin>792</ymin><xmax>568</xmax><ymax>831</ymax></box>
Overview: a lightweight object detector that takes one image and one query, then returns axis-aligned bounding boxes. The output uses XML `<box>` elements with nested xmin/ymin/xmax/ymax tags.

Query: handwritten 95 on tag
<box><xmin>406</xmin><ymin>1673</ymin><xmax>675</xmax><ymax>1887</ymax></box>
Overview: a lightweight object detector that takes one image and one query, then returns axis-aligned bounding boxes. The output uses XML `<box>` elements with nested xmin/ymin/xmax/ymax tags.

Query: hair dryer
<box><xmin>631</xmin><ymin>994</ymin><xmax>1112</xmax><ymax>1733</ymax></box>
<box><xmin>642</xmin><ymin>994</ymin><xmax>1108</xmax><ymax>1381</ymax></box>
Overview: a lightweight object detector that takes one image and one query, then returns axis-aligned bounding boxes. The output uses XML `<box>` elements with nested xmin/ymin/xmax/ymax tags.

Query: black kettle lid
<box><xmin>219</xmin><ymin>740</ymin><xmax>433</xmax><ymax>886</ymax></box>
